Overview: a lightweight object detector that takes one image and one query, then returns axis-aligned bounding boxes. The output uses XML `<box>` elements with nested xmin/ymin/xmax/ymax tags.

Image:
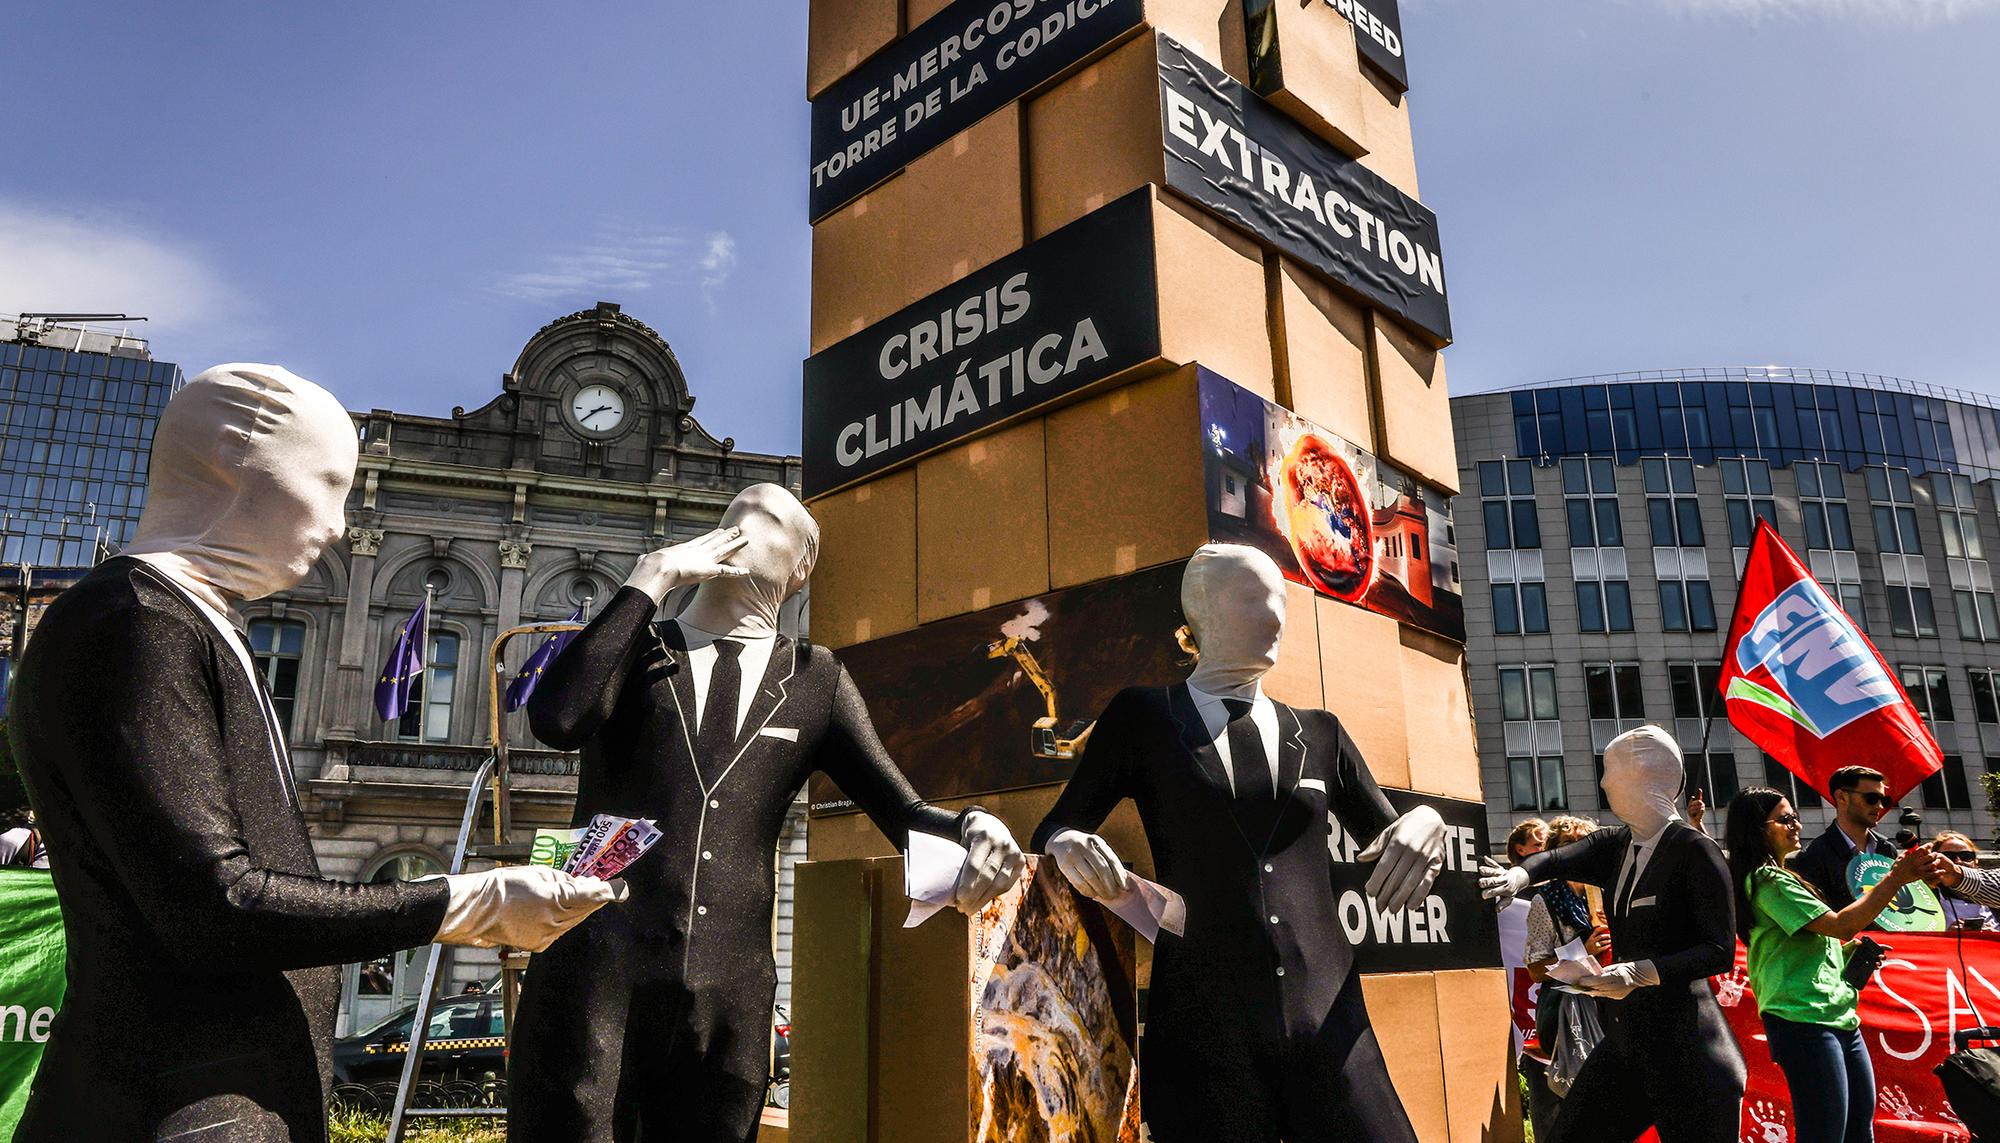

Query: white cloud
<box><xmin>699</xmin><ymin>231</ymin><xmax>737</xmax><ymax>305</ymax></box>
<box><xmin>1652</xmin><ymin>0</ymin><xmax>2000</xmax><ymax>21</ymax></box>
<box><xmin>0</xmin><ymin>199</ymin><xmax>241</xmax><ymax>336</ymax></box>
<box><xmin>491</xmin><ymin>222</ymin><xmax>739</xmax><ymax>306</ymax></box>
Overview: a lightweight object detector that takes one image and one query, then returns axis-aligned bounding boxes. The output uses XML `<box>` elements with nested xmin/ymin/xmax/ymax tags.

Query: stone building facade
<box><xmin>250</xmin><ymin>303</ymin><xmax>807</xmax><ymax>1033</ymax></box>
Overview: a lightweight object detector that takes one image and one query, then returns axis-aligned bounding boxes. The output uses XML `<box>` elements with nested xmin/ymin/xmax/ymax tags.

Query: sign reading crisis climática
<box><xmin>801</xmin><ymin>189</ymin><xmax>1161</xmax><ymax>498</ymax></box>
<box><xmin>809</xmin><ymin>0</ymin><xmax>1144</xmax><ymax>222</ymax></box>
<box><xmin>1158</xmin><ymin>34</ymin><xmax>1450</xmax><ymax>344</ymax></box>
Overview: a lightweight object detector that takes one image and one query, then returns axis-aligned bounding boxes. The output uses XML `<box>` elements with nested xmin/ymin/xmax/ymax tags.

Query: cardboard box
<box><xmin>915</xmin><ymin>418</ymin><xmax>1050</xmax><ymax>624</ymax></box>
<box><xmin>904</xmin><ymin>0</ymin><xmax>950</xmax><ymax>29</ymax></box>
<box><xmin>792</xmin><ymin>860</ymin><xmax>879</xmax><ymax>1143</ymax></box>
<box><xmin>808</xmin><ymin>468</ymin><xmax>919</xmax><ymax>649</ymax></box>
<box><xmin>1436</xmin><ymin>968</ymin><xmax>1527</xmax><ymax>1143</ymax></box>
<box><xmin>1315</xmin><ymin>596</ymin><xmax>1410</xmax><ymax>788</ymax></box>
<box><xmin>1024</xmin><ymin>32</ymin><xmax>1163</xmax><ymax>238</ymax></box>
<box><xmin>1400</xmin><ymin>628</ymin><xmax>1482</xmax><ymax>801</ymax></box>
<box><xmin>1246</xmin><ymin>0</ymin><xmax>1369</xmax><ymax>156</ymax></box>
<box><xmin>1273</xmin><ymin>256</ymin><xmax>1372</xmax><ymax>448</ymax></box>
<box><xmin>1156</xmin><ymin>194</ymin><xmax>1276</xmax><ymax>398</ymax></box>
<box><xmin>1262</xmin><ymin>580</ymin><xmax>1325</xmax><ymax>710</ymax></box>
<box><xmin>811</xmin><ymin>104</ymin><xmax>1025</xmax><ymax>354</ymax></box>
<box><xmin>1362</xmin><ymin>971</ymin><xmax>1450</xmax><ymax>1143</ymax></box>
<box><xmin>1044</xmin><ymin>366</ymin><xmax>1208</xmax><ymax>590</ymax></box>
<box><xmin>1356</xmin><ymin>68</ymin><xmax>1420</xmax><ymax>198</ymax></box>
<box><xmin>808</xmin><ymin>0</ymin><xmax>899</xmax><ymax>99</ymax></box>
<box><xmin>1369</xmin><ymin>311</ymin><xmax>1459</xmax><ymax>492</ymax></box>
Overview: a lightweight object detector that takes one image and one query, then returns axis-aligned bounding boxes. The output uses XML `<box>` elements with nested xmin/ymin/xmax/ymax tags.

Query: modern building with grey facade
<box><xmin>238</xmin><ymin>302</ymin><xmax>808</xmax><ymax>1033</ymax></box>
<box><xmin>1452</xmin><ymin>367</ymin><xmax>2000</xmax><ymax>848</ymax></box>
<box><xmin>1</xmin><ymin>316</ymin><xmax>182</xmax><ymax>709</ymax></box>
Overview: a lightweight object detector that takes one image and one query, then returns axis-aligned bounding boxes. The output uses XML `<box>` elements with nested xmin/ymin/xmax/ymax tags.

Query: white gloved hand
<box><xmin>1047</xmin><ymin>829</ymin><xmax>1133</xmax><ymax>901</ymax></box>
<box><xmin>1577</xmin><ymin>960</ymin><xmax>1659</xmax><ymax>1000</ymax></box>
<box><xmin>953</xmin><ymin>811</ymin><xmax>1026</xmax><ymax>913</ymax></box>
<box><xmin>434</xmin><ymin>865</ymin><xmax>627</xmax><ymax>952</ymax></box>
<box><xmin>1478</xmin><ymin>858</ymin><xmax>1531</xmax><ymax>905</ymax></box>
<box><xmin>623</xmin><ymin>527</ymin><xmax>751</xmax><ymax>603</ymax></box>
<box><xmin>1359</xmin><ymin>805</ymin><xmax>1447</xmax><ymax>914</ymax></box>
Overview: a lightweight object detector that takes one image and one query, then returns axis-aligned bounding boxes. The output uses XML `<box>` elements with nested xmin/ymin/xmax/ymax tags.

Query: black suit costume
<box><xmin>1032</xmin><ymin>684</ymin><xmax>1418</xmax><ymax>1143</ymax></box>
<box><xmin>1790</xmin><ymin>825</ymin><xmax>1893</xmax><ymax>914</ymax></box>
<box><xmin>511</xmin><ymin>586</ymin><xmax>962</xmax><ymax>1143</ymax></box>
<box><xmin>7</xmin><ymin>558</ymin><xmax>450</xmax><ymax>1142</ymax></box>
<box><xmin>1521</xmin><ymin>823</ymin><xmax>1746</xmax><ymax>1143</ymax></box>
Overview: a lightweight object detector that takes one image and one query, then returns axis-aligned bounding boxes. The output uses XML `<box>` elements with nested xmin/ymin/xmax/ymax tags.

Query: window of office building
<box><xmin>247</xmin><ymin>619</ymin><xmax>306</xmax><ymax>739</ymax></box>
<box><xmin>1659</xmin><ymin>577</ymin><xmax>1718</xmax><ymax>632</ymax></box>
<box><xmin>1720</xmin><ymin>459</ymin><xmax>1777</xmax><ymax>548</ymax></box>
<box><xmin>1901</xmin><ymin>665</ymin><xmax>1954</xmax><ymax>724</ymax></box>
<box><xmin>1971</xmin><ymin>668</ymin><xmax>2000</xmax><ymax>725</ymax></box>
<box><xmin>1643</xmin><ymin>457</ymin><xmax>1704</xmax><ymax>547</ymax></box>
<box><xmin>396</xmin><ymin>631</ymin><xmax>460</xmax><ymax>743</ymax></box>
<box><xmin>1934</xmin><ymin>473</ymin><xmax>2000</xmax><ymax>641</ymax></box>
<box><xmin>1479</xmin><ymin>460</ymin><xmax>1541</xmax><ymax>551</ymax></box>
<box><xmin>1669</xmin><ymin>663</ymin><xmax>1724</xmax><ymax>721</ymax></box>
<box><xmin>1493</xmin><ymin>580</ymin><xmax>1549</xmax><ymax>636</ymax></box>
<box><xmin>1562</xmin><ymin>457</ymin><xmax>1623</xmax><ymax>547</ymax></box>
<box><xmin>1762</xmin><ymin>754</ymin><xmax>1825</xmax><ymax>808</ymax></box>
<box><xmin>1686</xmin><ymin>751</ymin><xmax>1740</xmax><ymax>806</ymax></box>
<box><xmin>1796</xmin><ymin>463</ymin><xmax>1855</xmax><ymax>552</ymax></box>
<box><xmin>1866</xmin><ymin>466</ymin><xmax>1923</xmax><ymax>555</ymax></box>
<box><xmin>1500</xmin><ymin>665</ymin><xmax>1564</xmax><ymax>812</ymax></box>
<box><xmin>1923</xmin><ymin>755</ymin><xmax>1974</xmax><ymax>812</ymax></box>
<box><xmin>1576</xmin><ymin>578</ymin><xmax>1634</xmax><ymax>633</ymax></box>
<box><xmin>1888</xmin><ymin>584</ymin><xmax>1940</xmax><ymax>638</ymax></box>
<box><xmin>1585</xmin><ymin>663</ymin><xmax>1645</xmax><ymax>721</ymax></box>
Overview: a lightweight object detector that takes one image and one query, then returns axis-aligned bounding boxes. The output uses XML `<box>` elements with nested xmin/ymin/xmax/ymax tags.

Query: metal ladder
<box><xmin>384</xmin><ymin>621</ymin><xmax>583</xmax><ymax>1143</ymax></box>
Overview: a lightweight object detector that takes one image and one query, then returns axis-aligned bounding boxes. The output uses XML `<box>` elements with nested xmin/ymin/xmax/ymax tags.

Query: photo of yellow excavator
<box><xmin>984</xmin><ymin>634</ymin><xmax>1096</xmax><ymax>761</ymax></box>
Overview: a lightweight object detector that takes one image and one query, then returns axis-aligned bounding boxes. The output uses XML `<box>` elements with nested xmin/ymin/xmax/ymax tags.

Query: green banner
<box><xmin>0</xmin><ymin>871</ymin><xmax>65</xmax><ymax>1141</ymax></box>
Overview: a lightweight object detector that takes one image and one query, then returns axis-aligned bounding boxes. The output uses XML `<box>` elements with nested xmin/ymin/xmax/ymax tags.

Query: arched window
<box><xmin>397</xmin><ymin>630</ymin><xmax>460</xmax><ymax>743</ymax></box>
<box><xmin>248</xmin><ymin>619</ymin><xmax>306</xmax><ymax>738</ymax></box>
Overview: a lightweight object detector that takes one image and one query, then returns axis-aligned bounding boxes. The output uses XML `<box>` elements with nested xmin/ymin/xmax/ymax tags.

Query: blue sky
<box><xmin>3</xmin><ymin>1</ymin><xmax>1996</xmax><ymax>456</ymax></box>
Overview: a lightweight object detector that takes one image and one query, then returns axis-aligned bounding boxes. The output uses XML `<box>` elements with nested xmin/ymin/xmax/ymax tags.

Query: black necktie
<box><xmin>696</xmin><ymin>640</ymin><xmax>743</xmax><ymax>760</ymax></box>
<box><xmin>1223</xmin><ymin>698</ymin><xmax>1273</xmax><ymax>801</ymax></box>
<box><xmin>1616</xmin><ymin>844</ymin><xmax>1643</xmax><ymax>914</ymax></box>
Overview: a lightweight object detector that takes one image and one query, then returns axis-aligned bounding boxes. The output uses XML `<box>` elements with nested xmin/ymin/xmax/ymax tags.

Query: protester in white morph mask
<box><xmin>7</xmin><ymin>364</ymin><xmax>620</xmax><ymax>1142</ymax></box>
<box><xmin>1032</xmin><ymin>543</ymin><xmax>1445</xmax><ymax>1142</ymax></box>
<box><xmin>1481</xmin><ymin>725</ymin><xmax>1746</xmax><ymax>1142</ymax></box>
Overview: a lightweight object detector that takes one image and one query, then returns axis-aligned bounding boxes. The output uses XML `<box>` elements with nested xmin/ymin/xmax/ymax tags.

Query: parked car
<box><xmin>768</xmin><ymin>1005</ymin><xmax>791</xmax><ymax>1108</ymax></box>
<box><xmin>332</xmin><ymin>993</ymin><xmax>506</xmax><ymax>1087</ymax></box>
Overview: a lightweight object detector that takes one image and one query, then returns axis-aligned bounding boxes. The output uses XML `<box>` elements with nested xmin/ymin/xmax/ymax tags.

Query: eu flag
<box><xmin>374</xmin><ymin>596</ymin><xmax>429</xmax><ymax>722</ymax></box>
<box><xmin>505</xmin><ymin>608</ymin><xmax>585</xmax><ymax>712</ymax></box>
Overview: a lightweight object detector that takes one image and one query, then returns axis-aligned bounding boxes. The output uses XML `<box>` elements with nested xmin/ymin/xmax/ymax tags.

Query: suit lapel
<box><xmin>1275</xmin><ymin>702</ymin><xmax>1306</xmax><ymax>800</ymax></box>
<box><xmin>649</xmin><ymin>623</ymin><xmax>706</xmax><ymax>787</ymax></box>
<box><xmin>722</xmin><ymin>637</ymin><xmax>800</xmax><ymax>761</ymax></box>
<box><xmin>1167</xmin><ymin>684</ymin><xmax>1234</xmax><ymax>795</ymax></box>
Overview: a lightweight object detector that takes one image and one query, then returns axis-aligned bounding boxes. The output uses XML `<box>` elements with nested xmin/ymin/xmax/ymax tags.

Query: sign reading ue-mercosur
<box><xmin>801</xmin><ymin>190</ymin><xmax>1162</xmax><ymax>498</ymax></box>
<box><xmin>809</xmin><ymin>0</ymin><xmax>1144</xmax><ymax>222</ymax></box>
<box><xmin>1158</xmin><ymin>34</ymin><xmax>1451</xmax><ymax>345</ymax></box>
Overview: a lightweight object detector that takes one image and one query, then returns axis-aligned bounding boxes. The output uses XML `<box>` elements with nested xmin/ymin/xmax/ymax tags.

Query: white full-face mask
<box><xmin>124</xmin><ymin>364</ymin><xmax>357</xmax><ymax>616</ymax></box>
<box><xmin>677</xmin><ymin>483</ymin><xmax>820</xmax><ymax>639</ymax></box>
<box><xmin>1599</xmin><ymin>724</ymin><xmax>1685</xmax><ymax>838</ymax></box>
<box><xmin>1180</xmin><ymin>543</ymin><xmax>1288</xmax><ymax>701</ymax></box>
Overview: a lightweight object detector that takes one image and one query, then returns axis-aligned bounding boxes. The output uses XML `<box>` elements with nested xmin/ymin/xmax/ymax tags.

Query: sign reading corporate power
<box><xmin>809</xmin><ymin>0</ymin><xmax>1144</xmax><ymax>221</ymax></box>
<box><xmin>802</xmin><ymin>189</ymin><xmax>1161</xmax><ymax>498</ymax></box>
<box><xmin>1157</xmin><ymin>34</ymin><xmax>1450</xmax><ymax>344</ymax></box>
<box><xmin>1332</xmin><ymin>791</ymin><xmax>1499</xmax><ymax>973</ymax></box>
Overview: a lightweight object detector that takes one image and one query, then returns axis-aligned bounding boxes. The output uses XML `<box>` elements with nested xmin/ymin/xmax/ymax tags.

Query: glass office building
<box><xmin>1</xmin><ymin>318</ymin><xmax>183</xmax><ymax>708</ymax></box>
<box><xmin>1452</xmin><ymin>367</ymin><xmax>2000</xmax><ymax>843</ymax></box>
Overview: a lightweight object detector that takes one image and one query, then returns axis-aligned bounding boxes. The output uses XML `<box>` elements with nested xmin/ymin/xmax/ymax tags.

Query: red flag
<box><xmin>1718</xmin><ymin>519</ymin><xmax>1942</xmax><ymax>801</ymax></box>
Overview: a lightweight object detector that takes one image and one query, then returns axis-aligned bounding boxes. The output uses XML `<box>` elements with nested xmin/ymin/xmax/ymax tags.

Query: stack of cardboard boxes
<box><xmin>797</xmin><ymin>1</ymin><xmax>1519</xmax><ymax>1138</ymax></box>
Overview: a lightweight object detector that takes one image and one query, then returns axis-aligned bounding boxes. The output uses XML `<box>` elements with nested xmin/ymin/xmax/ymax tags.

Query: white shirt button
<box><xmin>702</xmin><ymin>851</ymin><xmax>713</xmax><ymax>861</ymax></box>
<box><xmin>696</xmin><ymin>905</ymin><xmax>708</xmax><ymax>916</ymax></box>
<box><xmin>1269</xmin><ymin>915</ymin><xmax>1280</xmax><ymax>924</ymax></box>
<box><xmin>1276</xmin><ymin>967</ymin><xmax>1287</xmax><ymax>977</ymax></box>
<box><xmin>1264</xmin><ymin>864</ymin><xmax>1275</xmax><ymax>873</ymax></box>
<box><xmin>710</xmin><ymin>799</ymin><xmax>721</xmax><ymax>808</ymax></box>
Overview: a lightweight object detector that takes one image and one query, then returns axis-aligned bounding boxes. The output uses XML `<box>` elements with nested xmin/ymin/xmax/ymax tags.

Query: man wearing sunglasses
<box><xmin>1789</xmin><ymin>766</ymin><xmax>1899</xmax><ymax>914</ymax></box>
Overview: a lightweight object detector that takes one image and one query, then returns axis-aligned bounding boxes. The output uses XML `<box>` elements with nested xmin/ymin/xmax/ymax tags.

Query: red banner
<box><xmin>1517</xmin><ymin>933</ymin><xmax>2000</xmax><ymax>1140</ymax></box>
<box><xmin>1719</xmin><ymin>519</ymin><xmax>1942</xmax><ymax>800</ymax></box>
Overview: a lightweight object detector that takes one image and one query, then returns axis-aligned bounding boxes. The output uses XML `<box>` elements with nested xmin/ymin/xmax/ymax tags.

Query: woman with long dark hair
<box><xmin>1725</xmin><ymin>787</ymin><xmax>1945</xmax><ymax>1143</ymax></box>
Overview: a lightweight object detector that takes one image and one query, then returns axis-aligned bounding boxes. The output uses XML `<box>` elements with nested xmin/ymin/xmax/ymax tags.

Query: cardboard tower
<box><xmin>795</xmin><ymin>1</ymin><xmax>1518</xmax><ymax>1138</ymax></box>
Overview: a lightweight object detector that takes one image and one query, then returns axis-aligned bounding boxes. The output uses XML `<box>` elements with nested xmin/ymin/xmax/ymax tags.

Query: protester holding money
<box><xmin>509</xmin><ymin>483</ymin><xmax>1025</xmax><ymax>1143</ymax></box>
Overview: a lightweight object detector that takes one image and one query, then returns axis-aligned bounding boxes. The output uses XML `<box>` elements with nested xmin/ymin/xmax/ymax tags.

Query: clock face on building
<box><xmin>570</xmin><ymin>384</ymin><xmax>627</xmax><ymax>436</ymax></box>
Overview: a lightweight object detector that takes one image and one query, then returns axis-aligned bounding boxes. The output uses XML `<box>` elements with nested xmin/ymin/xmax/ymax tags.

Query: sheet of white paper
<box><xmin>1102</xmin><ymin>875</ymin><xmax>1188</xmax><ymax>943</ymax></box>
<box><xmin>904</xmin><ymin>830</ymin><xmax>969</xmax><ymax>928</ymax></box>
<box><xmin>1546</xmin><ymin>956</ymin><xmax>1602</xmax><ymax>986</ymax></box>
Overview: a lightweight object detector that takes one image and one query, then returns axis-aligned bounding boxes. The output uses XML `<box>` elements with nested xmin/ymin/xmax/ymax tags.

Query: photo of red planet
<box><xmin>1279</xmin><ymin>433</ymin><xmax>1375</xmax><ymax>602</ymax></box>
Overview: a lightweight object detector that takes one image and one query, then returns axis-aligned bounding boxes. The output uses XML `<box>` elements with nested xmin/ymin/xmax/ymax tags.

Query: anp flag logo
<box><xmin>1729</xmin><ymin>578</ymin><xmax>1901</xmax><ymax>739</ymax></box>
<box><xmin>1721</xmin><ymin>519</ymin><xmax>1941</xmax><ymax>799</ymax></box>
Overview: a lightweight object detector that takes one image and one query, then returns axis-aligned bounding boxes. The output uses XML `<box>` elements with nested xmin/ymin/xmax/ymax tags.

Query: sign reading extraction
<box><xmin>801</xmin><ymin>189</ymin><xmax>1161</xmax><ymax>498</ymax></box>
<box><xmin>1157</xmin><ymin>34</ymin><xmax>1450</xmax><ymax>344</ymax></box>
<box><xmin>809</xmin><ymin>0</ymin><xmax>1144</xmax><ymax>222</ymax></box>
<box><xmin>1331</xmin><ymin>790</ymin><xmax>1498</xmax><ymax>973</ymax></box>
